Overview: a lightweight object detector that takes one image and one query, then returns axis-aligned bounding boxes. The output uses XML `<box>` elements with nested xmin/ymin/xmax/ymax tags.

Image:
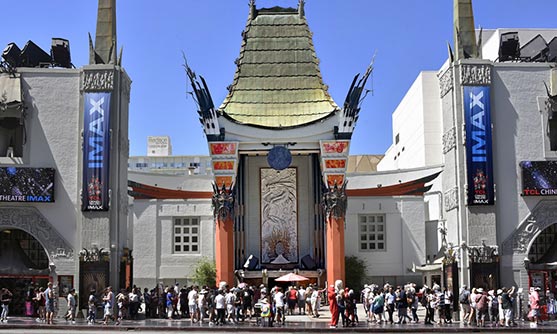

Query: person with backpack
<box><xmin>500</xmin><ymin>287</ymin><xmax>514</xmax><ymax>327</ymax></box>
<box><xmin>459</xmin><ymin>285</ymin><xmax>471</xmax><ymax>325</ymax></box>
<box><xmin>474</xmin><ymin>288</ymin><xmax>488</xmax><ymax>327</ymax></box>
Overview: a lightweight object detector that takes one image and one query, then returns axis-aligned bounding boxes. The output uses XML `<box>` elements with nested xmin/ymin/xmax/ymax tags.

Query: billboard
<box><xmin>520</xmin><ymin>161</ymin><xmax>557</xmax><ymax>196</ymax></box>
<box><xmin>0</xmin><ymin>167</ymin><xmax>55</xmax><ymax>202</ymax></box>
<box><xmin>82</xmin><ymin>92</ymin><xmax>111</xmax><ymax>211</ymax></box>
<box><xmin>464</xmin><ymin>86</ymin><xmax>495</xmax><ymax>205</ymax></box>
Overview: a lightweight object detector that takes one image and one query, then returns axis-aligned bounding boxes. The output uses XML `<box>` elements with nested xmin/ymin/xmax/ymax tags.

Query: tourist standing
<box><xmin>44</xmin><ymin>282</ymin><xmax>55</xmax><ymax>325</ymax></box>
<box><xmin>87</xmin><ymin>289</ymin><xmax>97</xmax><ymax>324</ymax></box>
<box><xmin>64</xmin><ymin>289</ymin><xmax>76</xmax><ymax>323</ymax></box>
<box><xmin>475</xmin><ymin>288</ymin><xmax>488</xmax><ymax>327</ymax></box>
<box><xmin>33</xmin><ymin>288</ymin><xmax>46</xmax><ymax>322</ymax></box>
<box><xmin>0</xmin><ymin>288</ymin><xmax>12</xmax><ymax>323</ymax></box>
<box><xmin>459</xmin><ymin>285</ymin><xmax>471</xmax><ymax>325</ymax></box>
<box><xmin>528</xmin><ymin>287</ymin><xmax>541</xmax><ymax>326</ymax></box>
<box><xmin>188</xmin><ymin>286</ymin><xmax>199</xmax><ymax>323</ymax></box>
<box><xmin>297</xmin><ymin>286</ymin><xmax>306</xmax><ymax>315</ymax></box>
<box><xmin>102</xmin><ymin>286</ymin><xmax>115</xmax><ymax>325</ymax></box>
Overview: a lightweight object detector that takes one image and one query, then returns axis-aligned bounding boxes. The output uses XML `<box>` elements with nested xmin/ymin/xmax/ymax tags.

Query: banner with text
<box><xmin>464</xmin><ymin>86</ymin><xmax>494</xmax><ymax>205</ymax></box>
<box><xmin>520</xmin><ymin>161</ymin><xmax>557</xmax><ymax>196</ymax></box>
<box><xmin>82</xmin><ymin>92</ymin><xmax>111</xmax><ymax>211</ymax></box>
<box><xmin>0</xmin><ymin>167</ymin><xmax>55</xmax><ymax>202</ymax></box>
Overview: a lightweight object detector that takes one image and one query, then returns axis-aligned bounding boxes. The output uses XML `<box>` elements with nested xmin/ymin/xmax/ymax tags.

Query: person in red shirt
<box><xmin>328</xmin><ymin>280</ymin><xmax>342</xmax><ymax>328</ymax></box>
<box><xmin>287</xmin><ymin>286</ymin><xmax>298</xmax><ymax>315</ymax></box>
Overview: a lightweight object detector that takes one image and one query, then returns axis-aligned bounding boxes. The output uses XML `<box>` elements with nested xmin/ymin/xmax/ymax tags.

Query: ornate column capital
<box><xmin>82</xmin><ymin>69</ymin><xmax>115</xmax><ymax>92</ymax></box>
<box><xmin>212</xmin><ymin>183</ymin><xmax>235</xmax><ymax>221</ymax></box>
<box><xmin>466</xmin><ymin>240</ymin><xmax>499</xmax><ymax>264</ymax></box>
<box><xmin>322</xmin><ymin>182</ymin><xmax>347</xmax><ymax>220</ymax></box>
<box><xmin>460</xmin><ymin>64</ymin><xmax>492</xmax><ymax>86</ymax></box>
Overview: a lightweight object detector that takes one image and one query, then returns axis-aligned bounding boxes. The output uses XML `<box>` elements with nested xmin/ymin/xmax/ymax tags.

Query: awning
<box><xmin>411</xmin><ymin>263</ymin><xmax>443</xmax><ymax>273</ymax></box>
<box><xmin>0</xmin><ymin>74</ymin><xmax>23</xmax><ymax>109</ymax></box>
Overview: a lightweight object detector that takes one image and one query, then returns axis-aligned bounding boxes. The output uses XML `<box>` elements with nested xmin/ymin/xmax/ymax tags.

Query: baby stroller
<box><xmin>254</xmin><ymin>300</ymin><xmax>272</xmax><ymax>327</ymax></box>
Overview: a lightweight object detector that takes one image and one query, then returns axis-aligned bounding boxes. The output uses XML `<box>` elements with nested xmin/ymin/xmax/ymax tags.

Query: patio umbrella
<box><xmin>275</xmin><ymin>272</ymin><xmax>309</xmax><ymax>282</ymax></box>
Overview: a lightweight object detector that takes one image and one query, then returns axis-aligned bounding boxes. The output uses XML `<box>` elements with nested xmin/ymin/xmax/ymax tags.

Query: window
<box><xmin>173</xmin><ymin>217</ymin><xmax>200</xmax><ymax>254</ymax></box>
<box><xmin>359</xmin><ymin>214</ymin><xmax>386</xmax><ymax>251</ymax></box>
<box><xmin>395</xmin><ymin>133</ymin><xmax>400</xmax><ymax>144</ymax></box>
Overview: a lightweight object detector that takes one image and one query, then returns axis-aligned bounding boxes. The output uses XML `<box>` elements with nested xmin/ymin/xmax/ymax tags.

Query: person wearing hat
<box><xmin>528</xmin><ymin>286</ymin><xmax>541</xmax><ymax>326</ymax></box>
<box><xmin>474</xmin><ymin>288</ymin><xmax>488</xmax><ymax>327</ymax></box>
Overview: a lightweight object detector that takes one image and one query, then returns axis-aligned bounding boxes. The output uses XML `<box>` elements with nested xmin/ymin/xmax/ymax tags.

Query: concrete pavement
<box><xmin>0</xmin><ymin>304</ymin><xmax>556</xmax><ymax>332</ymax></box>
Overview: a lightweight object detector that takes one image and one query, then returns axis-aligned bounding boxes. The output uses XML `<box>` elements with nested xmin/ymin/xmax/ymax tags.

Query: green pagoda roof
<box><xmin>218</xmin><ymin>4</ymin><xmax>339</xmax><ymax>129</ymax></box>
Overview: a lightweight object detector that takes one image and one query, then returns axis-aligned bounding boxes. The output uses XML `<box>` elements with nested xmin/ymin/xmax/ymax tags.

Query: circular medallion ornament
<box><xmin>267</xmin><ymin>146</ymin><xmax>292</xmax><ymax>170</ymax></box>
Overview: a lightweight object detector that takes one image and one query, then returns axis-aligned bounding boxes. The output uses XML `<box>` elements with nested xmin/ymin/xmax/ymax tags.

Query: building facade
<box><xmin>0</xmin><ymin>0</ymin><xmax>131</xmax><ymax>315</ymax></box>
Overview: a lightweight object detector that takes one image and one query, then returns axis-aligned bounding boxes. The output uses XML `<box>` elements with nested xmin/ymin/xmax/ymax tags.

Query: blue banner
<box><xmin>82</xmin><ymin>92</ymin><xmax>111</xmax><ymax>211</ymax></box>
<box><xmin>464</xmin><ymin>86</ymin><xmax>494</xmax><ymax>205</ymax></box>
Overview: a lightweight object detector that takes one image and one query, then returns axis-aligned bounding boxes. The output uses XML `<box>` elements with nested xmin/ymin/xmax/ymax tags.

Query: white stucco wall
<box><xmin>345</xmin><ymin>196</ymin><xmax>426</xmax><ymax>280</ymax></box>
<box><xmin>16</xmin><ymin>69</ymin><xmax>81</xmax><ymax>248</ymax></box>
<box><xmin>133</xmin><ymin>198</ymin><xmax>214</xmax><ymax>288</ymax></box>
<box><xmin>490</xmin><ymin>63</ymin><xmax>554</xmax><ymax>244</ymax></box>
<box><xmin>378</xmin><ymin>72</ymin><xmax>442</xmax><ymax>171</ymax></box>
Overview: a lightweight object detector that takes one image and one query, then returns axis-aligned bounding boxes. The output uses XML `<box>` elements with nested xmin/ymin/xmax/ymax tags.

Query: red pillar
<box><xmin>215</xmin><ymin>214</ymin><xmax>234</xmax><ymax>286</ymax></box>
<box><xmin>326</xmin><ymin>214</ymin><xmax>345</xmax><ymax>286</ymax></box>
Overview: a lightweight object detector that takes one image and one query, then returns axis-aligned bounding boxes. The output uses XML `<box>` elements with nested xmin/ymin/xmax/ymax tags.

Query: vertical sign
<box><xmin>82</xmin><ymin>92</ymin><xmax>111</xmax><ymax>211</ymax></box>
<box><xmin>464</xmin><ymin>86</ymin><xmax>494</xmax><ymax>205</ymax></box>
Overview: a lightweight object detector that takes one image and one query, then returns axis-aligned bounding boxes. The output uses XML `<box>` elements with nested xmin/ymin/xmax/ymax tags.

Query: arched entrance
<box><xmin>525</xmin><ymin>223</ymin><xmax>557</xmax><ymax>319</ymax></box>
<box><xmin>0</xmin><ymin>228</ymin><xmax>50</xmax><ymax>316</ymax></box>
<box><xmin>0</xmin><ymin>207</ymin><xmax>74</xmax><ymax>316</ymax></box>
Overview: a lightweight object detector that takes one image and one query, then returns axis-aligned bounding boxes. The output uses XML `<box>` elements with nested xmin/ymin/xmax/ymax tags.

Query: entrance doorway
<box><xmin>0</xmin><ymin>229</ymin><xmax>50</xmax><ymax>316</ymax></box>
<box><xmin>526</xmin><ymin>223</ymin><xmax>557</xmax><ymax>320</ymax></box>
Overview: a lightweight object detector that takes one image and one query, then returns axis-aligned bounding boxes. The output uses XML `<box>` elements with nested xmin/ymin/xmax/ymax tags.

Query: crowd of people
<box><xmin>81</xmin><ymin>281</ymin><xmax>329</xmax><ymax>326</ymax></box>
<box><xmin>1</xmin><ymin>279</ymin><xmax>556</xmax><ymax>328</ymax></box>
<box><xmin>357</xmin><ymin>282</ymin><xmax>557</xmax><ymax>328</ymax></box>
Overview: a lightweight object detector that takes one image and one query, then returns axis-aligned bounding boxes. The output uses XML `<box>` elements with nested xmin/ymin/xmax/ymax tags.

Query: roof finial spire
<box><xmin>90</xmin><ymin>0</ymin><xmax>117</xmax><ymax>64</ymax></box>
<box><xmin>249</xmin><ymin>0</ymin><xmax>256</xmax><ymax>20</ymax></box>
<box><xmin>454</xmin><ymin>0</ymin><xmax>478</xmax><ymax>60</ymax></box>
<box><xmin>298</xmin><ymin>0</ymin><xmax>305</xmax><ymax>17</ymax></box>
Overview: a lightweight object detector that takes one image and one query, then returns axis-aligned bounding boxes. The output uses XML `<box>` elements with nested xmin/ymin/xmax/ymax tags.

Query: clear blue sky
<box><xmin>1</xmin><ymin>1</ymin><xmax>556</xmax><ymax>156</ymax></box>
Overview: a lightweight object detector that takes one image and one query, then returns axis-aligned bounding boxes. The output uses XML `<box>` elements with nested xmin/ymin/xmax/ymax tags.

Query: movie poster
<box><xmin>81</xmin><ymin>92</ymin><xmax>111</xmax><ymax>211</ymax></box>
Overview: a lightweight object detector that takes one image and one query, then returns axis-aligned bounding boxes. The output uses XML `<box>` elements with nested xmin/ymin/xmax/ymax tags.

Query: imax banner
<box><xmin>82</xmin><ymin>92</ymin><xmax>111</xmax><ymax>211</ymax></box>
<box><xmin>464</xmin><ymin>86</ymin><xmax>494</xmax><ymax>205</ymax></box>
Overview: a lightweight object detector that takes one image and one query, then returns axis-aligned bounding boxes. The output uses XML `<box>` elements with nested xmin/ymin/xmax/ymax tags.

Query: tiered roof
<box><xmin>219</xmin><ymin>5</ymin><xmax>339</xmax><ymax>128</ymax></box>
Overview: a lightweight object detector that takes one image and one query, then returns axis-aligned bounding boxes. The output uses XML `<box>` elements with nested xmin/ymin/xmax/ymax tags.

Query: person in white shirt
<box><xmin>297</xmin><ymin>287</ymin><xmax>307</xmax><ymax>315</ymax></box>
<box><xmin>225</xmin><ymin>290</ymin><xmax>236</xmax><ymax>323</ymax></box>
<box><xmin>274</xmin><ymin>287</ymin><xmax>285</xmax><ymax>323</ymax></box>
<box><xmin>197</xmin><ymin>289</ymin><xmax>207</xmax><ymax>323</ymax></box>
<box><xmin>214</xmin><ymin>291</ymin><xmax>226</xmax><ymax>326</ymax></box>
<box><xmin>187</xmin><ymin>286</ymin><xmax>199</xmax><ymax>323</ymax></box>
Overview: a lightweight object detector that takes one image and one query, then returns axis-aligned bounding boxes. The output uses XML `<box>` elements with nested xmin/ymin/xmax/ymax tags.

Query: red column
<box><xmin>326</xmin><ymin>215</ymin><xmax>345</xmax><ymax>286</ymax></box>
<box><xmin>215</xmin><ymin>214</ymin><xmax>234</xmax><ymax>286</ymax></box>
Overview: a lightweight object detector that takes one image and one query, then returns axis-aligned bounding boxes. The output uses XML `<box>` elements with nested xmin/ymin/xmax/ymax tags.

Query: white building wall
<box><xmin>378</xmin><ymin>72</ymin><xmax>442</xmax><ymax>171</ymax></box>
<box><xmin>345</xmin><ymin>196</ymin><xmax>425</xmax><ymax>282</ymax></box>
<box><xmin>133</xmin><ymin>198</ymin><xmax>214</xmax><ymax>288</ymax></box>
<box><xmin>17</xmin><ymin>69</ymin><xmax>81</xmax><ymax>248</ymax></box>
<box><xmin>491</xmin><ymin>64</ymin><xmax>553</xmax><ymax>244</ymax></box>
